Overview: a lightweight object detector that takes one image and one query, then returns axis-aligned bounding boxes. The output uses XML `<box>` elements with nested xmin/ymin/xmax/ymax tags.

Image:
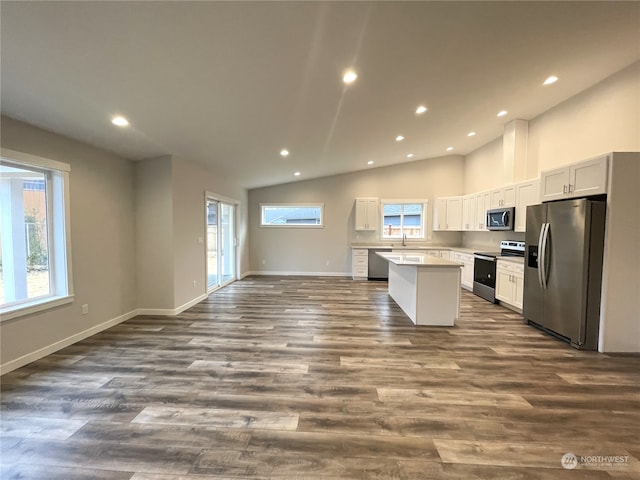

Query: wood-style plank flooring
<box><xmin>1</xmin><ymin>276</ymin><xmax>639</xmax><ymax>479</ymax></box>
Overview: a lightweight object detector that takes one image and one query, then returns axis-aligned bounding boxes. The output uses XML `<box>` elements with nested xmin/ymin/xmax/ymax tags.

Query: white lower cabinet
<box><xmin>452</xmin><ymin>251</ymin><xmax>474</xmax><ymax>290</ymax></box>
<box><xmin>496</xmin><ymin>260</ymin><xmax>524</xmax><ymax>310</ymax></box>
<box><xmin>352</xmin><ymin>248</ymin><xmax>368</xmax><ymax>280</ymax></box>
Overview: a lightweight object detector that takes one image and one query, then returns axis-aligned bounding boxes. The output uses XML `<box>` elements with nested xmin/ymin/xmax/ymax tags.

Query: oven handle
<box><xmin>474</xmin><ymin>255</ymin><xmax>496</xmax><ymax>262</ymax></box>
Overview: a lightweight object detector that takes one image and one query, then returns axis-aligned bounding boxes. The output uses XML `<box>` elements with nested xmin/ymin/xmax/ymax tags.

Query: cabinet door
<box><xmin>446</xmin><ymin>197</ymin><xmax>463</xmax><ymax>230</ymax></box>
<box><xmin>462</xmin><ymin>195</ymin><xmax>476</xmax><ymax>230</ymax></box>
<box><xmin>365</xmin><ymin>198</ymin><xmax>379</xmax><ymax>231</ymax></box>
<box><xmin>570</xmin><ymin>156</ymin><xmax>608</xmax><ymax>197</ymax></box>
<box><xmin>514</xmin><ymin>179</ymin><xmax>540</xmax><ymax>232</ymax></box>
<box><xmin>495</xmin><ymin>268</ymin><xmax>513</xmax><ymax>303</ymax></box>
<box><xmin>490</xmin><ymin>189</ymin><xmax>504</xmax><ymax>209</ymax></box>
<box><xmin>513</xmin><ymin>274</ymin><xmax>524</xmax><ymax>310</ymax></box>
<box><xmin>355</xmin><ymin>198</ymin><xmax>378</xmax><ymax>230</ymax></box>
<box><xmin>503</xmin><ymin>185</ymin><xmax>516</xmax><ymax>207</ymax></box>
<box><xmin>540</xmin><ymin>166</ymin><xmax>570</xmax><ymax>202</ymax></box>
<box><xmin>461</xmin><ymin>260</ymin><xmax>474</xmax><ymax>289</ymax></box>
<box><xmin>355</xmin><ymin>199</ymin><xmax>368</xmax><ymax>230</ymax></box>
<box><xmin>475</xmin><ymin>191</ymin><xmax>490</xmax><ymax>230</ymax></box>
<box><xmin>433</xmin><ymin>198</ymin><xmax>448</xmax><ymax>231</ymax></box>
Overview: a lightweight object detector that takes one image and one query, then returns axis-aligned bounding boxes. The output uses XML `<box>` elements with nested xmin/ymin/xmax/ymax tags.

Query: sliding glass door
<box><xmin>206</xmin><ymin>197</ymin><xmax>237</xmax><ymax>291</ymax></box>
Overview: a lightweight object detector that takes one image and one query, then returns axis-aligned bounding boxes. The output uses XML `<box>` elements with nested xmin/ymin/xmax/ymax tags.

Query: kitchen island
<box><xmin>376</xmin><ymin>252</ymin><xmax>462</xmax><ymax>326</ymax></box>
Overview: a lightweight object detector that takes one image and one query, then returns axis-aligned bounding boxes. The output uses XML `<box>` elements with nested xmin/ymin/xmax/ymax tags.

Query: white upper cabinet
<box><xmin>540</xmin><ymin>155</ymin><xmax>609</xmax><ymax>202</ymax></box>
<box><xmin>475</xmin><ymin>190</ymin><xmax>490</xmax><ymax>231</ymax></box>
<box><xmin>433</xmin><ymin>196</ymin><xmax>463</xmax><ymax>231</ymax></box>
<box><xmin>514</xmin><ymin>178</ymin><xmax>540</xmax><ymax>232</ymax></box>
<box><xmin>354</xmin><ymin>197</ymin><xmax>379</xmax><ymax>231</ymax></box>
<box><xmin>489</xmin><ymin>184</ymin><xmax>516</xmax><ymax>209</ymax></box>
<box><xmin>462</xmin><ymin>194</ymin><xmax>477</xmax><ymax>231</ymax></box>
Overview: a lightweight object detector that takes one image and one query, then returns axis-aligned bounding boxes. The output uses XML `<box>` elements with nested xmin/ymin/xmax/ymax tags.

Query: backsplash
<box><xmin>462</xmin><ymin>231</ymin><xmax>525</xmax><ymax>250</ymax></box>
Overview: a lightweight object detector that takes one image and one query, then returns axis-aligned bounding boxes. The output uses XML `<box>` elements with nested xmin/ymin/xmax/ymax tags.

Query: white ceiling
<box><xmin>2</xmin><ymin>1</ymin><xmax>639</xmax><ymax>189</ymax></box>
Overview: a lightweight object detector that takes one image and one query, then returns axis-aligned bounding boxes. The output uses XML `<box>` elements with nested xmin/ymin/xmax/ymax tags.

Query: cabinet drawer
<box><xmin>352</xmin><ymin>249</ymin><xmax>368</xmax><ymax>257</ymax></box>
<box><xmin>497</xmin><ymin>261</ymin><xmax>524</xmax><ymax>275</ymax></box>
<box><xmin>352</xmin><ymin>256</ymin><xmax>368</xmax><ymax>266</ymax></box>
<box><xmin>352</xmin><ymin>266</ymin><xmax>368</xmax><ymax>277</ymax></box>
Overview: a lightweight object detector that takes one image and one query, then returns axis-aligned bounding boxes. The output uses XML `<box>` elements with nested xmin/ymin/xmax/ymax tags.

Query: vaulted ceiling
<box><xmin>2</xmin><ymin>1</ymin><xmax>639</xmax><ymax>189</ymax></box>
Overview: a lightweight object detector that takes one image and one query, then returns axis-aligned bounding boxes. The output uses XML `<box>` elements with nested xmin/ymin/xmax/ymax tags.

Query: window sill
<box><xmin>1</xmin><ymin>295</ymin><xmax>74</xmax><ymax>322</ymax></box>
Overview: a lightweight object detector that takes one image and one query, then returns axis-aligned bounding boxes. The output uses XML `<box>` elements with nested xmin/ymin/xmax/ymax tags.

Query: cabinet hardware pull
<box><xmin>563</xmin><ymin>184</ymin><xmax>567</xmax><ymax>194</ymax></box>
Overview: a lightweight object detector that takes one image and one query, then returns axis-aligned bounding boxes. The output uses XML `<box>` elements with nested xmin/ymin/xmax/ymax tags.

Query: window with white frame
<box><xmin>1</xmin><ymin>149</ymin><xmax>73</xmax><ymax>320</ymax></box>
<box><xmin>381</xmin><ymin>200</ymin><xmax>428</xmax><ymax>239</ymax></box>
<box><xmin>260</xmin><ymin>204</ymin><xmax>324</xmax><ymax>227</ymax></box>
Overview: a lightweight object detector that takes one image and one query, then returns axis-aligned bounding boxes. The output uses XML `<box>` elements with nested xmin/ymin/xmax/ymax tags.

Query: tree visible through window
<box><xmin>382</xmin><ymin>202</ymin><xmax>426</xmax><ymax>239</ymax></box>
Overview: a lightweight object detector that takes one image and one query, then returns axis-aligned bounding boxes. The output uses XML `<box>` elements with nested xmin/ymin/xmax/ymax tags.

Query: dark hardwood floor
<box><xmin>1</xmin><ymin>276</ymin><xmax>639</xmax><ymax>479</ymax></box>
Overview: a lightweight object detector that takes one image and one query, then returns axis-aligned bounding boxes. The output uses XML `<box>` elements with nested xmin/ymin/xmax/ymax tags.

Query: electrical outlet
<box><xmin>192</xmin><ymin>280</ymin><xmax>197</xmax><ymax>288</ymax></box>
<box><xmin>261</xmin><ymin>259</ymin><xmax>266</xmax><ymax>265</ymax></box>
<box><xmin>81</xmin><ymin>304</ymin><xmax>89</xmax><ymax>315</ymax></box>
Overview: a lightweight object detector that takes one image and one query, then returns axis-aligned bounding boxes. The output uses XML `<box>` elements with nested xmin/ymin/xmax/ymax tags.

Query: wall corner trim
<box><xmin>137</xmin><ymin>293</ymin><xmax>208</xmax><ymax>317</ymax></box>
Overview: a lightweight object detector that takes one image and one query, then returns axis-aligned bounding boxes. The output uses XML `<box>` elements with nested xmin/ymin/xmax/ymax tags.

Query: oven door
<box><xmin>473</xmin><ymin>255</ymin><xmax>497</xmax><ymax>303</ymax></box>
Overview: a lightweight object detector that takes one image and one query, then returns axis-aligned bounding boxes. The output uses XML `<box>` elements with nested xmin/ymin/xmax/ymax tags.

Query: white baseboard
<box><xmin>137</xmin><ymin>293</ymin><xmax>208</xmax><ymax>316</ymax></box>
<box><xmin>0</xmin><ymin>309</ymin><xmax>138</xmax><ymax>375</ymax></box>
<box><xmin>246</xmin><ymin>271</ymin><xmax>351</xmax><ymax>277</ymax></box>
<box><xmin>1</xmin><ymin>293</ymin><xmax>211</xmax><ymax>375</ymax></box>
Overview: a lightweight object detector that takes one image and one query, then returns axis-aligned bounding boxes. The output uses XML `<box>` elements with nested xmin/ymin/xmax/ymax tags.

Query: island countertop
<box><xmin>376</xmin><ymin>252</ymin><xmax>463</xmax><ymax>267</ymax></box>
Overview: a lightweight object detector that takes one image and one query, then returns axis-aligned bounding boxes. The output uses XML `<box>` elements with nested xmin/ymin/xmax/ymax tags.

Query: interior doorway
<box><xmin>206</xmin><ymin>196</ymin><xmax>237</xmax><ymax>291</ymax></box>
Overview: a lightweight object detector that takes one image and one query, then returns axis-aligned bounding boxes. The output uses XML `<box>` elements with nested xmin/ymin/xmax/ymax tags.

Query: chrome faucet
<box><xmin>402</xmin><ymin>233</ymin><xmax>407</xmax><ymax>247</ymax></box>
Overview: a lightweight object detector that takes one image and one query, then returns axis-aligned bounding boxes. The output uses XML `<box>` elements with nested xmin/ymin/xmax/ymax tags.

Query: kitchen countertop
<box><xmin>376</xmin><ymin>252</ymin><xmax>463</xmax><ymax>267</ymax></box>
<box><xmin>351</xmin><ymin>244</ymin><xmax>480</xmax><ymax>255</ymax></box>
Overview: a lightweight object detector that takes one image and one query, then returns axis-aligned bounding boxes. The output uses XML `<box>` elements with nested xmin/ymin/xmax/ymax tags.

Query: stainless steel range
<box><xmin>473</xmin><ymin>240</ymin><xmax>524</xmax><ymax>303</ymax></box>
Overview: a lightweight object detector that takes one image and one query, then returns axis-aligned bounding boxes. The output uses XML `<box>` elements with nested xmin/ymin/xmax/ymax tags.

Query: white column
<box><xmin>0</xmin><ymin>177</ymin><xmax>28</xmax><ymax>302</ymax></box>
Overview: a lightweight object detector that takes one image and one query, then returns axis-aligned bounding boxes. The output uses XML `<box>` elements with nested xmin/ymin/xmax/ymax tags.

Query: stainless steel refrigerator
<box><xmin>523</xmin><ymin>198</ymin><xmax>606</xmax><ymax>350</ymax></box>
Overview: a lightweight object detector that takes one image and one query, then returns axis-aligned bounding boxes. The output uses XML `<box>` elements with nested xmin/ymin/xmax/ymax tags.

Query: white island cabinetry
<box><xmin>376</xmin><ymin>252</ymin><xmax>462</xmax><ymax>326</ymax></box>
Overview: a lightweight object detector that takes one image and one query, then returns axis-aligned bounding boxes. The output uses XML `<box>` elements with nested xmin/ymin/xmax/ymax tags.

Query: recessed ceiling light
<box><xmin>497</xmin><ymin>110</ymin><xmax>508</xmax><ymax>117</ymax></box>
<box><xmin>367</xmin><ymin>160</ymin><xmax>374</xmax><ymax>165</ymax></box>
<box><xmin>543</xmin><ymin>75</ymin><xmax>558</xmax><ymax>85</ymax></box>
<box><xmin>294</xmin><ymin>171</ymin><xmax>301</xmax><ymax>176</ymax></box>
<box><xmin>407</xmin><ymin>153</ymin><xmax>414</xmax><ymax>158</ymax></box>
<box><xmin>280</xmin><ymin>149</ymin><xmax>289</xmax><ymax>157</ymax></box>
<box><xmin>111</xmin><ymin>116</ymin><xmax>129</xmax><ymax>127</ymax></box>
<box><xmin>395</xmin><ymin>135</ymin><xmax>404</xmax><ymax>142</ymax></box>
<box><xmin>446</xmin><ymin>146</ymin><xmax>454</xmax><ymax>151</ymax></box>
<box><xmin>343</xmin><ymin>69</ymin><xmax>358</xmax><ymax>84</ymax></box>
<box><xmin>415</xmin><ymin>105</ymin><xmax>427</xmax><ymax>114</ymax></box>
<box><xmin>467</xmin><ymin>131</ymin><xmax>476</xmax><ymax>137</ymax></box>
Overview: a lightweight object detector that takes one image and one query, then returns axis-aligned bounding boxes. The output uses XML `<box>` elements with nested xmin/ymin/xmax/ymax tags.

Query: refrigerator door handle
<box><xmin>537</xmin><ymin>223</ymin><xmax>546</xmax><ymax>288</ymax></box>
<box><xmin>540</xmin><ymin>223</ymin><xmax>550</xmax><ymax>289</ymax></box>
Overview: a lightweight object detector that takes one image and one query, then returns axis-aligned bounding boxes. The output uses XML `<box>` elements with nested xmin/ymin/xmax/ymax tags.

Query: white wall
<box><xmin>134</xmin><ymin>155</ymin><xmax>250</xmax><ymax>313</ymax></box>
<box><xmin>600</xmin><ymin>154</ymin><xmax>640</xmax><ymax>352</ymax></box>
<box><xmin>171</xmin><ymin>156</ymin><xmax>249</xmax><ymax>306</ymax></box>
<box><xmin>528</xmin><ymin>62</ymin><xmax>640</xmax><ymax>172</ymax></box>
<box><xmin>1</xmin><ymin>116</ymin><xmax>137</xmax><ymax>370</ymax></box>
<box><xmin>249</xmin><ymin>155</ymin><xmax>465</xmax><ymax>274</ymax></box>
<box><xmin>135</xmin><ymin>156</ymin><xmax>174</xmax><ymax>310</ymax></box>
<box><xmin>0</xmin><ymin>118</ymin><xmax>250</xmax><ymax>372</ymax></box>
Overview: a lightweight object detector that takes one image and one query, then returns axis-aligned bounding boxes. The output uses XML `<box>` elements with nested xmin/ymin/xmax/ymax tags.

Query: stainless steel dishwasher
<box><xmin>368</xmin><ymin>248</ymin><xmax>390</xmax><ymax>280</ymax></box>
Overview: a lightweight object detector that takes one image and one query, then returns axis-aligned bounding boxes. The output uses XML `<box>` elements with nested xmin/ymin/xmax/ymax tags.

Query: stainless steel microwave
<box><xmin>486</xmin><ymin>207</ymin><xmax>515</xmax><ymax>231</ymax></box>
